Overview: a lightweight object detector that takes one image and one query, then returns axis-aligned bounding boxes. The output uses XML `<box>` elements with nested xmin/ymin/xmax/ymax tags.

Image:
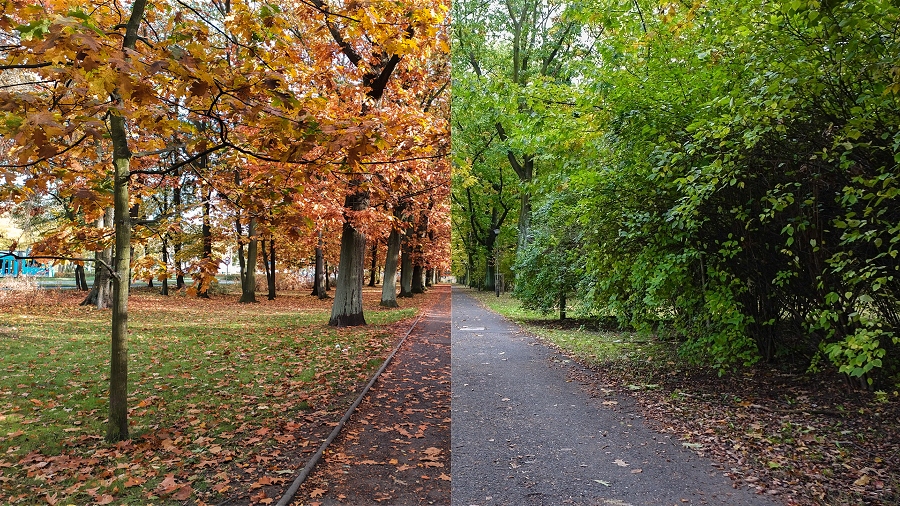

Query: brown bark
<box><xmin>399</xmin><ymin>230</ymin><xmax>413</xmax><ymax>298</ymax></box>
<box><xmin>239</xmin><ymin>217</ymin><xmax>258</xmax><ymax>303</ymax></box>
<box><xmin>368</xmin><ymin>241</ymin><xmax>378</xmax><ymax>287</ymax></box>
<box><xmin>380</xmin><ymin>226</ymin><xmax>401</xmax><ymax>307</ymax></box>
<box><xmin>329</xmin><ymin>190</ymin><xmax>368</xmax><ymax>327</ymax></box>
<box><xmin>312</xmin><ymin>230</ymin><xmax>327</xmax><ymax>298</ymax></box>
<box><xmin>81</xmin><ymin>208</ymin><xmax>114</xmax><ymax>308</ymax></box>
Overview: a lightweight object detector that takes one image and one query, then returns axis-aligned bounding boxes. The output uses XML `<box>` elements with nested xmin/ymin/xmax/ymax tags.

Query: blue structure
<box><xmin>0</xmin><ymin>251</ymin><xmax>53</xmax><ymax>277</ymax></box>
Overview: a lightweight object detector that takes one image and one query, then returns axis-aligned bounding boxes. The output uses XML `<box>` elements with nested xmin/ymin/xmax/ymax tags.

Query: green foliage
<box><xmin>513</xmin><ymin>187</ymin><xmax>583</xmax><ymax>316</ymax></box>
<box><xmin>454</xmin><ymin>0</ymin><xmax>900</xmax><ymax>383</ymax></box>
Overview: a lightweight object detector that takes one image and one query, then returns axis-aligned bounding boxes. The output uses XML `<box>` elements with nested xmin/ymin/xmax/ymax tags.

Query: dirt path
<box><xmin>451</xmin><ymin>287</ymin><xmax>780</xmax><ymax>506</ymax></box>
<box><xmin>293</xmin><ymin>284</ymin><xmax>451</xmax><ymax>505</ymax></box>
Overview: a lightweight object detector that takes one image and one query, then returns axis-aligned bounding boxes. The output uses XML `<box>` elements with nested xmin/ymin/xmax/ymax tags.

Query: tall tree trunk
<box><xmin>106</xmin><ymin>0</ymin><xmax>146</xmax><ymax>439</ymax></box>
<box><xmin>559</xmin><ymin>292</ymin><xmax>566</xmax><ymax>321</ymax></box>
<box><xmin>312</xmin><ymin>230</ymin><xmax>326</xmax><ymax>298</ymax></box>
<box><xmin>144</xmin><ymin>244</ymin><xmax>153</xmax><ymax>288</ymax></box>
<box><xmin>399</xmin><ymin>232</ymin><xmax>413</xmax><ymax>298</ymax></box>
<box><xmin>198</xmin><ymin>183</ymin><xmax>212</xmax><ymax>298</ymax></box>
<box><xmin>173</xmin><ymin>177</ymin><xmax>184</xmax><ymax>290</ymax></box>
<box><xmin>160</xmin><ymin>236</ymin><xmax>169</xmax><ymax>296</ymax></box>
<box><xmin>239</xmin><ymin>218</ymin><xmax>258</xmax><ymax>303</ymax></box>
<box><xmin>380</xmin><ymin>227</ymin><xmax>401</xmax><ymax>307</ymax></box>
<box><xmin>368</xmin><ymin>241</ymin><xmax>378</xmax><ymax>287</ymax></box>
<box><xmin>266</xmin><ymin>239</ymin><xmax>275</xmax><ymax>300</ymax></box>
<box><xmin>81</xmin><ymin>208</ymin><xmax>114</xmax><ymax>308</ymax></box>
<box><xmin>484</xmin><ymin>226</ymin><xmax>499</xmax><ymax>292</ymax></box>
<box><xmin>412</xmin><ymin>263</ymin><xmax>425</xmax><ymax>294</ymax></box>
<box><xmin>425</xmin><ymin>268</ymin><xmax>433</xmax><ymax>288</ymax></box>
<box><xmin>325</xmin><ymin>260</ymin><xmax>331</xmax><ymax>291</ymax></box>
<box><xmin>108</xmin><ymin>110</ymin><xmax>132</xmax><ymax>443</ymax></box>
<box><xmin>329</xmin><ymin>190</ymin><xmax>368</xmax><ymax>326</ymax></box>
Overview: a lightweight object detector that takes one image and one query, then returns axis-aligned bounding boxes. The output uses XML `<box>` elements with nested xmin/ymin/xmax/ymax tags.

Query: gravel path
<box><xmin>450</xmin><ymin>286</ymin><xmax>780</xmax><ymax>506</ymax></box>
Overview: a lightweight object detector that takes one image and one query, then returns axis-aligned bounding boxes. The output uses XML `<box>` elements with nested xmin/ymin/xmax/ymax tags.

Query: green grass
<box><xmin>0</xmin><ymin>288</ymin><xmax>421</xmax><ymax>504</ymax></box>
<box><xmin>467</xmin><ymin>288</ymin><xmax>670</xmax><ymax>366</ymax></box>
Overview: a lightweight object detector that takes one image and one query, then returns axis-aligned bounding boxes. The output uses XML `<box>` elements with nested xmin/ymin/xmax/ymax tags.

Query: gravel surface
<box><xmin>451</xmin><ymin>286</ymin><xmax>781</xmax><ymax>506</ymax></box>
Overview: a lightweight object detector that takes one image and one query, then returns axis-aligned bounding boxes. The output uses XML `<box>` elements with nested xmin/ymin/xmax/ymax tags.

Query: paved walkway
<box><xmin>292</xmin><ymin>285</ymin><xmax>451</xmax><ymax>505</ymax></box>
<box><xmin>450</xmin><ymin>287</ymin><xmax>779</xmax><ymax>506</ymax></box>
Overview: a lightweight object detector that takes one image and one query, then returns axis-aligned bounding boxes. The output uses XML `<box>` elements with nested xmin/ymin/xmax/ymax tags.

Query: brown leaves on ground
<box><xmin>297</xmin><ymin>285</ymin><xmax>451</xmax><ymax>505</ymax></box>
<box><xmin>0</xmin><ymin>286</ymin><xmax>430</xmax><ymax>505</ymax></box>
<box><xmin>571</xmin><ymin>360</ymin><xmax>900</xmax><ymax>505</ymax></box>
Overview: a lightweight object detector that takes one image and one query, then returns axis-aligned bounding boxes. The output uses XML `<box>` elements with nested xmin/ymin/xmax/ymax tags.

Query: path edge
<box><xmin>274</xmin><ymin>311</ymin><xmax>426</xmax><ymax>506</ymax></box>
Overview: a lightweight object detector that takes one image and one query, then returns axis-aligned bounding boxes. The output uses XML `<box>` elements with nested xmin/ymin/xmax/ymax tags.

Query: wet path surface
<box><xmin>450</xmin><ymin>287</ymin><xmax>779</xmax><ymax>506</ymax></box>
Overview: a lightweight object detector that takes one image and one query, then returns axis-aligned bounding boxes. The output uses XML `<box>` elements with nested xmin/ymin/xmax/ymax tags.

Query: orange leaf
<box><xmin>96</xmin><ymin>494</ymin><xmax>114</xmax><ymax>505</ymax></box>
<box><xmin>310</xmin><ymin>487</ymin><xmax>326</xmax><ymax>498</ymax></box>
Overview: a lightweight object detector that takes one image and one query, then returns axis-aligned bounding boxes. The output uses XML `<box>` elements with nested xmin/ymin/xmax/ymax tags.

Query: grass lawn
<box><xmin>469</xmin><ymin>288</ymin><xmax>669</xmax><ymax>367</ymax></box>
<box><xmin>0</xmin><ymin>284</ymin><xmax>427</xmax><ymax>505</ymax></box>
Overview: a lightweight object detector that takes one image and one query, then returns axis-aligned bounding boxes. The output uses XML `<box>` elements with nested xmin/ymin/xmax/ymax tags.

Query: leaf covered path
<box><xmin>451</xmin><ymin>287</ymin><xmax>779</xmax><ymax>506</ymax></box>
<box><xmin>293</xmin><ymin>284</ymin><xmax>451</xmax><ymax>505</ymax></box>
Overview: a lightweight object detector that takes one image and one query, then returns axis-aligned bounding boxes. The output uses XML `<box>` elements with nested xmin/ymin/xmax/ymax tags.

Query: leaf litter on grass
<box><xmin>0</xmin><ymin>287</ymin><xmax>424</xmax><ymax>505</ymax></box>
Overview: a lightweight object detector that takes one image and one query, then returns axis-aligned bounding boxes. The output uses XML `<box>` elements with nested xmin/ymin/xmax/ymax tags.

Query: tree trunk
<box><xmin>173</xmin><ymin>178</ymin><xmax>184</xmax><ymax>290</ymax></box>
<box><xmin>380</xmin><ymin>227</ymin><xmax>401</xmax><ymax>307</ymax></box>
<box><xmin>160</xmin><ymin>236</ymin><xmax>169</xmax><ymax>296</ymax></box>
<box><xmin>325</xmin><ymin>260</ymin><xmax>331</xmax><ymax>291</ymax></box>
<box><xmin>108</xmin><ymin>111</ymin><xmax>132</xmax><ymax>443</ymax></box>
<box><xmin>239</xmin><ymin>217</ymin><xmax>258</xmax><ymax>303</ymax></box>
<box><xmin>267</xmin><ymin>240</ymin><xmax>275</xmax><ymax>300</ymax></box>
<box><xmin>262</xmin><ymin>239</ymin><xmax>276</xmax><ymax>300</ymax></box>
<box><xmin>81</xmin><ymin>208</ymin><xmax>114</xmax><ymax>308</ymax></box>
<box><xmin>144</xmin><ymin>244</ymin><xmax>153</xmax><ymax>288</ymax></box>
<box><xmin>312</xmin><ymin>230</ymin><xmax>326</xmax><ymax>298</ymax></box>
<box><xmin>368</xmin><ymin>241</ymin><xmax>378</xmax><ymax>287</ymax></box>
<box><xmin>74</xmin><ymin>264</ymin><xmax>88</xmax><ymax>291</ymax></box>
<box><xmin>559</xmin><ymin>292</ymin><xmax>567</xmax><ymax>321</ymax></box>
<box><xmin>412</xmin><ymin>263</ymin><xmax>425</xmax><ymax>294</ymax></box>
<box><xmin>398</xmin><ymin>233</ymin><xmax>413</xmax><ymax>298</ymax></box>
<box><xmin>425</xmin><ymin>268</ymin><xmax>433</xmax><ymax>288</ymax></box>
<box><xmin>198</xmin><ymin>183</ymin><xmax>212</xmax><ymax>298</ymax></box>
<box><xmin>484</xmin><ymin>226</ymin><xmax>499</xmax><ymax>292</ymax></box>
<box><xmin>329</xmin><ymin>191</ymin><xmax>368</xmax><ymax>326</ymax></box>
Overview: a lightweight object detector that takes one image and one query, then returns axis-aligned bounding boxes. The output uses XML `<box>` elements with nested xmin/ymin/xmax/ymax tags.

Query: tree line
<box><xmin>451</xmin><ymin>0</ymin><xmax>900</xmax><ymax>388</ymax></box>
<box><xmin>0</xmin><ymin>0</ymin><xmax>449</xmax><ymax>441</ymax></box>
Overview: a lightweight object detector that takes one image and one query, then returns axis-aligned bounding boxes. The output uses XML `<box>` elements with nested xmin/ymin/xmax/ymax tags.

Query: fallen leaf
<box><xmin>854</xmin><ymin>475</ymin><xmax>871</xmax><ymax>487</ymax></box>
<box><xmin>172</xmin><ymin>485</ymin><xmax>192</xmax><ymax>501</ymax></box>
<box><xmin>438</xmin><ymin>473</ymin><xmax>450</xmax><ymax>481</ymax></box>
<box><xmin>614</xmin><ymin>459</ymin><xmax>628</xmax><ymax>467</ymax></box>
<box><xmin>123</xmin><ymin>476</ymin><xmax>146</xmax><ymax>487</ymax></box>
<box><xmin>310</xmin><ymin>488</ymin><xmax>326</xmax><ymax>498</ymax></box>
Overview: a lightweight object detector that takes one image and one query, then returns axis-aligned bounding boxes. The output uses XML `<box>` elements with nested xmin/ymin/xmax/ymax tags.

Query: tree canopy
<box><xmin>452</xmin><ymin>0</ymin><xmax>900</xmax><ymax>387</ymax></box>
